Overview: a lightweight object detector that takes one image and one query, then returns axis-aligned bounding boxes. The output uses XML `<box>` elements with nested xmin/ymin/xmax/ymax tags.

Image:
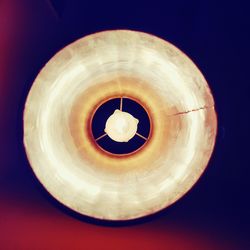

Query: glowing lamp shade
<box><xmin>23</xmin><ymin>30</ymin><xmax>217</xmax><ymax>220</ymax></box>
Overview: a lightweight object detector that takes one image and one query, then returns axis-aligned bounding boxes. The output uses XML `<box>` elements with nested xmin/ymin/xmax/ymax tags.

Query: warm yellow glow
<box><xmin>105</xmin><ymin>110</ymin><xmax>139</xmax><ymax>142</ymax></box>
<box><xmin>23</xmin><ymin>30</ymin><xmax>217</xmax><ymax>221</ymax></box>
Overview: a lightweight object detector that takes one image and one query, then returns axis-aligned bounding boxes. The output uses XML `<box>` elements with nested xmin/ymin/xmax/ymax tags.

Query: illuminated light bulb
<box><xmin>104</xmin><ymin>109</ymin><xmax>139</xmax><ymax>142</ymax></box>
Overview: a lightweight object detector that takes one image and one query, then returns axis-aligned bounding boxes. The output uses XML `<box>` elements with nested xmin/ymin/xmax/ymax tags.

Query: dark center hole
<box><xmin>91</xmin><ymin>97</ymin><xmax>151</xmax><ymax>155</ymax></box>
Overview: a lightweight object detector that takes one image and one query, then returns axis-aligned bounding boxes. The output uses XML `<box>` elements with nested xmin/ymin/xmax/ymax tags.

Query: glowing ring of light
<box><xmin>23</xmin><ymin>30</ymin><xmax>217</xmax><ymax>221</ymax></box>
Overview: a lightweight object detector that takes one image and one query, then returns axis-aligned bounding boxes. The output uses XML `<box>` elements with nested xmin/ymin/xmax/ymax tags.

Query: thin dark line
<box><xmin>45</xmin><ymin>0</ymin><xmax>60</xmax><ymax>20</ymax></box>
<box><xmin>168</xmin><ymin>105</ymin><xmax>214</xmax><ymax>116</ymax></box>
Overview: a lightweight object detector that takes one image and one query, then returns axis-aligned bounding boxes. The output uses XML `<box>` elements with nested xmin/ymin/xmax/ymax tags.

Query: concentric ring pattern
<box><xmin>23</xmin><ymin>30</ymin><xmax>217</xmax><ymax>220</ymax></box>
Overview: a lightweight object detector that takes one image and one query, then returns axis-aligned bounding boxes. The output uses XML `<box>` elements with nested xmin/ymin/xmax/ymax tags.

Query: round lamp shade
<box><xmin>23</xmin><ymin>30</ymin><xmax>217</xmax><ymax>221</ymax></box>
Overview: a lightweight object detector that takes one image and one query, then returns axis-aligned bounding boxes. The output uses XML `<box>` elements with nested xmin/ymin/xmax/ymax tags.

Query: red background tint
<box><xmin>0</xmin><ymin>0</ymin><xmax>249</xmax><ymax>249</ymax></box>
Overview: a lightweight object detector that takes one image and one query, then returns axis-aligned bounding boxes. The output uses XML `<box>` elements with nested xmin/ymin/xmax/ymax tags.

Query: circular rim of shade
<box><xmin>23</xmin><ymin>29</ymin><xmax>217</xmax><ymax>221</ymax></box>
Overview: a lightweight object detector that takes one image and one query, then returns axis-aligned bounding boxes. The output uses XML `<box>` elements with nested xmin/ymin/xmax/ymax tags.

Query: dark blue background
<box><xmin>0</xmin><ymin>0</ymin><xmax>249</xmax><ymax>248</ymax></box>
